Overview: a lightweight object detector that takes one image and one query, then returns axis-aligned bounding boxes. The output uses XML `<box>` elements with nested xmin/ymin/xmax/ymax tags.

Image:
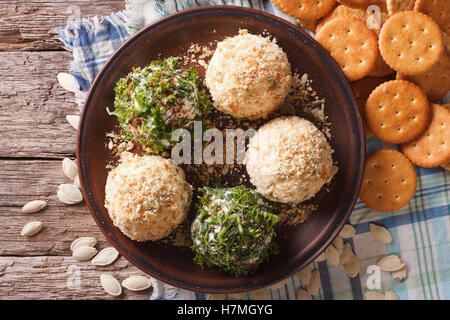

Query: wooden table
<box><xmin>0</xmin><ymin>0</ymin><xmax>153</xmax><ymax>300</ymax></box>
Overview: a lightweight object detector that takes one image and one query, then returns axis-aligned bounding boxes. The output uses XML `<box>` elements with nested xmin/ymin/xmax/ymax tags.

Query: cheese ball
<box><xmin>245</xmin><ymin>117</ymin><xmax>335</xmax><ymax>204</ymax></box>
<box><xmin>104</xmin><ymin>152</ymin><xmax>192</xmax><ymax>241</ymax></box>
<box><xmin>205</xmin><ymin>30</ymin><xmax>292</xmax><ymax>119</ymax></box>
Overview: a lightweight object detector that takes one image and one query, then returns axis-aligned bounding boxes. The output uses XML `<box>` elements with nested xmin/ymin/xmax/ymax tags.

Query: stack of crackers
<box><xmin>272</xmin><ymin>0</ymin><xmax>449</xmax><ymax>212</ymax></box>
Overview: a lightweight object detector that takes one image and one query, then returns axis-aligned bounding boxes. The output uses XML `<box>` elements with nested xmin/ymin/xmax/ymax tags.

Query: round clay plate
<box><xmin>77</xmin><ymin>6</ymin><xmax>365</xmax><ymax>293</ymax></box>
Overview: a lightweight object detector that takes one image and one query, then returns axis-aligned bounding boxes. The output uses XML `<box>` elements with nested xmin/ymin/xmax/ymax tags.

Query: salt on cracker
<box><xmin>360</xmin><ymin>150</ymin><xmax>417</xmax><ymax>212</ymax></box>
<box><xmin>315</xmin><ymin>17</ymin><xmax>379</xmax><ymax>81</ymax></box>
<box><xmin>351</xmin><ymin>76</ymin><xmax>391</xmax><ymax>136</ymax></box>
<box><xmin>414</xmin><ymin>0</ymin><xmax>449</xmax><ymax>34</ymax></box>
<box><xmin>387</xmin><ymin>0</ymin><xmax>416</xmax><ymax>15</ymax></box>
<box><xmin>271</xmin><ymin>0</ymin><xmax>337</xmax><ymax>20</ymax></box>
<box><xmin>379</xmin><ymin>11</ymin><xmax>444</xmax><ymax>76</ymax></box>
<box><xmin>401</xmin><ymin>104</ymin><xmax>450</xmax><ymax>168</ymax></box>
<box><xmin>397</xmin><ymin>53</ymin><xmax>450</xmax><ymax>103</ymax></box>
<box><xmin>365</xmin><ymin>80</ymin><xmax>431</xmax><ymax>144</ymax></box>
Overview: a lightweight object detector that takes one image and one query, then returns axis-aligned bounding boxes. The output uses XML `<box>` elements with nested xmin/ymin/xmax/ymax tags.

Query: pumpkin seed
<box><xmin>385</xmin><ymin>291</ymin><xmax>399</xmax><ymax>300</ymax></box>
<box><xmin>22</xmin><ymin>200</ymin><xmax>46</xmax><ymax>213</ymax></box>
<box><xmin>296</xmin><ymin>288</ymin><xmax>313</xmax><ymax>300</ymax></box>
<box><xmin>306</xmin><ymin>269</ymin><xmax>320</xmax><ymax>295</ymax></box>
<box><xmin>392</xmin><ymin>266</ymin><xmax>407</xmax><ymax>282</ymax></box>
<box><xmin>344</xmin><ymin>252</ymin><xmax>360</xmax><ymax>278</ymax></box>
<box><xmin>66</xmin><ymin>115</ymin><xmax>80</xmax><ymax>130</ymax></box>
<box><xmin>70</xmin><ymin>237</ymin><xmax>97</xmax><ymax>252</ymax></box>
<box><xmin>72</xmin><ymin>246</ymin><xmax>97</xmax><ymax>261</ymax></box>
<box><xmin>208</xmin><ymin>294</ymin><xmax>226</xmax><ymax>300</ymax></box>
<box><xmin>369</xmin><ymin>223</ymin><xmax>392</xmax><ymax>244</ymax></box>
<box><xmin>57</xmin><ymin>184</ymin><xmax>83</xmax><ymax>204</ymax></box>
<box><xmin>325</xmin><ymin>244</ymin><xmax>340</xmax><ymax>266</ymax></box>
<box><xmin>73</xmin><ymin>175</ymin><xmax>81</xmax><ymax>189</ymax></box>
<box><xmin>314</xmin><ymin>251</ymin><xmax>327</xmax><ymax>262</ymax></box>
<box><xmin>21</xmin><ymin>221</ymin><xmax>43</xmax><ymax>237</ymax></box>
<box><xmin>339</xmin><ymin>242</ymin><xmax>352</xmax><ymax>264</ymax></box>
<box><xmin>91</xmin><ymin>247</ymin><xmax>119</xmax><ymax>266</ymax></box>
<box><xmin>365</xmin><ymin>291</ymin><xmax>385</xmax><ymax>300</ymax></box>
<box><xmin>339</xmin><ymin>224</ymin><xmax>355</xmax><ymax>238</ymax></box>
<box><xmin>62</xmin><ymin>158</ymin><xmax>78</xmax><ymax>180</ymax></box>
<box><xmin>57</xmin><ymin>72</ymin><xmax>79</xmax><ymax>93</ymax></box>
<box><xmin>249</xmin><ymin>288</ymin><xmax>267</xmax><ymax>300</ymax></box>
<box><xmin>332</xmin><ymin>236</ymin><xmax>344</xmax><ymax>254</ymax></box>
<box><xmin>100</xmin><ymin>274</ymin><xmax>122</xmax><ymax>296</ymax></box>
<box><xmin>297</xmin><ymin>264</ymin><xmax>312</xmax><ymax>284</ymax></box>
<box><xmin>377</xmin><ymin>255</ymin><xmax>406</xmax><ymax>272</ymax></box>
<box><xmin>121</xmin><ymin>275</ymin><xmax>152</xmax><ymax>291</ymax></box>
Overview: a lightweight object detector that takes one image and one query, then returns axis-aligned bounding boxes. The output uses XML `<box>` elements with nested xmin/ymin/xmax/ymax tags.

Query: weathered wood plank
<box><xmin>0</xmin><ymin>159</ymin><xmax>111</xmax><ymax>256</ymax></box>
<box><xmin>0</xmin><ymin>51</ymin><xmax>81</xmax><ymax>158</ymax></box>
<box><xmin>0</xmin><ymin>256</ymin><xmax>152</xmax><ymax>300</ymax></box>
<box><xmin>0</xmin><ymin>0</ymin><xmax>125</xmax><ymax>51</ymax></box>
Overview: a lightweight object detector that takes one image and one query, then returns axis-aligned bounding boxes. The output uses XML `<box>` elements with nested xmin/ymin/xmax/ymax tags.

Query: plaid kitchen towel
<box><xmin>58</xmin><ymin>0</ymin><xmax>450</xmax><ymax>300</ymax></box>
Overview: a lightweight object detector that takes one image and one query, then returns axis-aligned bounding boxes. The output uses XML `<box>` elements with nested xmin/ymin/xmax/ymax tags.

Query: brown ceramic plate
<box><xmin>77</xmin><ymin>6</ymin><xmax>365</xmax><ymax>293</ymax></box>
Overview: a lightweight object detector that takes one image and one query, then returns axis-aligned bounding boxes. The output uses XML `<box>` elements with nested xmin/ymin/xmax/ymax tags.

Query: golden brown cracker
<box><xmin>387</xmin><ymin>0</ymin><xmax>416</xmax><ymax>15</ymax></box>
<box><xmin>379</xmin><ymin>11</ymin><xmax>444</xmax><ymax>75</ymax></box>
<box><xmin>365</xmin><ymin>80</ymin><xmax>431</xmax><ymax>144</ymax></box>
<box><xmin>443</xmin><ymin>31</ymin><xmax>450</xmax><ymax>55</ymax></box>
<box><xmin>368</xmin><ymin>53</ymin><xmax>394</xmax><ymax>77</ymax></box>
<box><xmin>401</xmin><ymin>104</ymin><xmax>450</xmax><ymax>167</ymax></box>
<box><xmin>414</xmin><ymin>0</ymin><xmax>449</xmax><ymax>34</ymax></box>
<box><xmin>360</xmin><ymin>150</ymin><xmax>417</xmax><ymax>212</ymax></box>
<box><xmin>315</xmin><ymin>17</ymin><xmax>379</xmax><ymax>81</ymax></box>
<box><xmin>351</xmin><ymin>76</ymin><xmax>391</xmax><ymax>136</ymax></box>
<box><xmin>271</xmin><ymin>0</ymin><xmax>337</xmax><ymax>20</ymax></box>
<box><xmin>396</xmin><ymin>53</ymin><xmax>450</xmax><ymax>103</ymax></box>
<box><xmin>296</xmin><ymin>18</ymin><xmax>319</xmax><ymax>32</ymax></box>
<box><xmin>337</xmin><ymin>0</ymin><xmax>385</xmax><ymax>9</ymax></box>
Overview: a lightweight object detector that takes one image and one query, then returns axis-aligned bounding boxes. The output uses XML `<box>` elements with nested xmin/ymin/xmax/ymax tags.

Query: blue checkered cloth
<box><xmin>58</xmin><ymin>0</ymin><xmax>450</xmax><ymax>300</ymax></box>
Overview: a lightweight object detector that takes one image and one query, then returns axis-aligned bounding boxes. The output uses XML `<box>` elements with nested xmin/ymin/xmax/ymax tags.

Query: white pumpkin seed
<box><xmin>332</xmin><ymin>236</ymin><xmax>344</xmax><ymax>254</ymax></box>
<box><xmin>267</xmin><ymin>279</ymin><xmax>288</xmax><ymax>289</ymax></box>
<box><xmin>70</xmin><ymin>237</ymin><xmax>97</xmax><ymax>252</ymax></box>
<box><xmin>22</xmin><ymin>200</ymin><xmax>46</xmax><ymax>213</ymax></box>
<box><xmin>297</xmin><ymin>264</ymin><xmax>312</xmax><ymax>284</ymax></box>
<box><xmin>314</xmin><ymin>251</ymin><xmax>327</xmax><ymax>262</ymax></box>
<box><xmin>21</xmin><ymin>221</ymin><xmax>43</xmax><ymax>237</ymax></box>
<box><xmin>369</xmin><ymin>223</ymin><xmax>392</xmax><ymax>244</ymax></box>
<box><xmin>249</xmin><ymin>289</ymin><xmax>267</xmax><ymax>300</ymax></box>
<box><xmin>91</xmin><ymin>247</ymin><xmax>119</xmax><ymax>266</ymax></box>
<box><xmin>392</xmin><ymin>266</ymin><xmax>408</xmax><ymax>282</ymax></box>
<box><xmin>57</xmin><ymin>72</ymin><xmax>79</xmax><ymax>93</ymax></box>
<box><xmin>339</xmin><ymin>242</ymin><xmax>352</xmax><ymax>265</ymax></box>
<box><xmin>344</xmin><ymin>252</ymin><xmax>360</xmax><ymax>278</ymax></box>
<box><xmin>296</xmin><ymin>288</ymin><xmax>313</xmax><ymax>300</ymax></box>
<box><xmin>377</xmin><ymin>255</ymin><xmax>406</xmax><ymax>272</ymax></box>
<box><xmin>57</xmin><ymin>184</ymin><xmax>83</xmax><ymax>204</ymax></box>
<box><xmin>66</xmin><ymin>115</ymin><xmax>80</xmax><ymax>130</ymax></box>
<box><xmin>339</xmin><ymin>224</ymin><xmax>355</xmax><ymax>238</ymax></box>
<box><xmin>208</xmin><ymin>294</ymin><xmax>226</xmax><ymax>300</ymax></box>
<box><xmin>121</xmin><ymin>275</ymin><xmax>152</xmax><ymax>291</ymax></box>
<box><xmin>306</xmin><ymin>269</ymin><xmax>320</xmax><ymax>295</ymax></box>
<box><xmin>325</xmin><ymin>245</ymin><xmax>340</xmax><ymax>266</ymax></box>
<box><xmin>73</xmin><ymin>175</ymin><xmax>81</xmax><ymax>189</ymax></box>
<box><xmin>72</xmin><ymin>246</ymin><xmax>97</xmax><ymax>261</ymax></box>
<box><xmin>62</xmin><ymin>158</ymin><xmax>78</xmax><ymax>180</ymax></box>
<box><xmin>365</xmin><ymin>291</ymin><xmax>385</xmax><ymax>300</ymax></box>
<box><xmin>385</xmin><ymin>291</ymin><xmax>399</xmax><ymax>300</ymax></box>
<box><xmin>100</xmin><ymin>274</ymin><xmax>122</xmax><ymax>296</ymax></box>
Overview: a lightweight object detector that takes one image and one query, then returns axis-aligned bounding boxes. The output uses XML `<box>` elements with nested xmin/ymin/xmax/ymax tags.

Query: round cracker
<box><xmin>271</xmin><ymin>0</ymin><xmax>337</xmax><ymax>20</ymax></box>
<box><xmin>379</xmin><ymin>11</ymin><xmax>444</xmax><ymax>76</ymax></box>
<box><xmin>400</xmin><ymin>104</ymin><xmax>450</xmax><ymax>168</ymax></box>
<box><xmin>337</xmin><ymin>0</ymin><xmax>385</xmax><ymax>10</ymax></box>
<box><xmin>351</xmin><ymin>76</ymin><xmax>391</xmax><ymax>137</ymax></box>
<box><xmin>365</xmin><ymin>80</ymin><xmax>431</xmax><ymax>144</ymax></box>
<box><xmin>396</xmin><ymin>53</ymin><xmax>450</xmax><ymax>103</ymax></box>
<box><xmin>360</xmin><ymin>150</ymin><xmax>417</xmax><ymax>212</ymax></box>
<box><xmin>316</xmin><ymin>17</ymin><xmax>379</xmax><ymax>81</ymax></box>
<box><xmin>414</xmin><ymin>0</ymin><xmax>449</xmax><ymax>34</ymax></box>
<box><xmin>387</xmin><ymin>0</ymin><xmax>416</xmax><ymax>15</ymax></box>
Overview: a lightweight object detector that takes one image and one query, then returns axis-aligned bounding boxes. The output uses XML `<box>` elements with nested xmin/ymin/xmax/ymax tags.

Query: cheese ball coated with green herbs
<box><xmin>191</xmin><ymin>186</ymin><xmax>279</xmax><ymax>277</ymax></box>
<box><xmin>107</xmin><ymin>57</ymin><xmax>212</xmax><ymax>153</ymax></box>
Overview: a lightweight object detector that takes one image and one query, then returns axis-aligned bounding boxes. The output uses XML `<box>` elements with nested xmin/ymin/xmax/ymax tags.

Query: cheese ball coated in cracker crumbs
<box><xmin>245</xmin><ymin>116</ymin><xmax>336</xmax><ymax>204</ymax></box>
<box><xmin>205</xmin><ymin>30</ymin><xmax>292</xmax><ymax>119</ymax></box>
<box><xmin>105</xmin><ymin>152</ymin><xmax>192</xmax><ymax>241</ymax></box>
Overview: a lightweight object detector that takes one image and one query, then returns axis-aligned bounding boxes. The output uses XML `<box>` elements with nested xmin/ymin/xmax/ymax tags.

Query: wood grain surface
<box><xmin>0</xmin><ymin>0</ymin><xmax>154</xmax><ymax>300</ymax></box>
